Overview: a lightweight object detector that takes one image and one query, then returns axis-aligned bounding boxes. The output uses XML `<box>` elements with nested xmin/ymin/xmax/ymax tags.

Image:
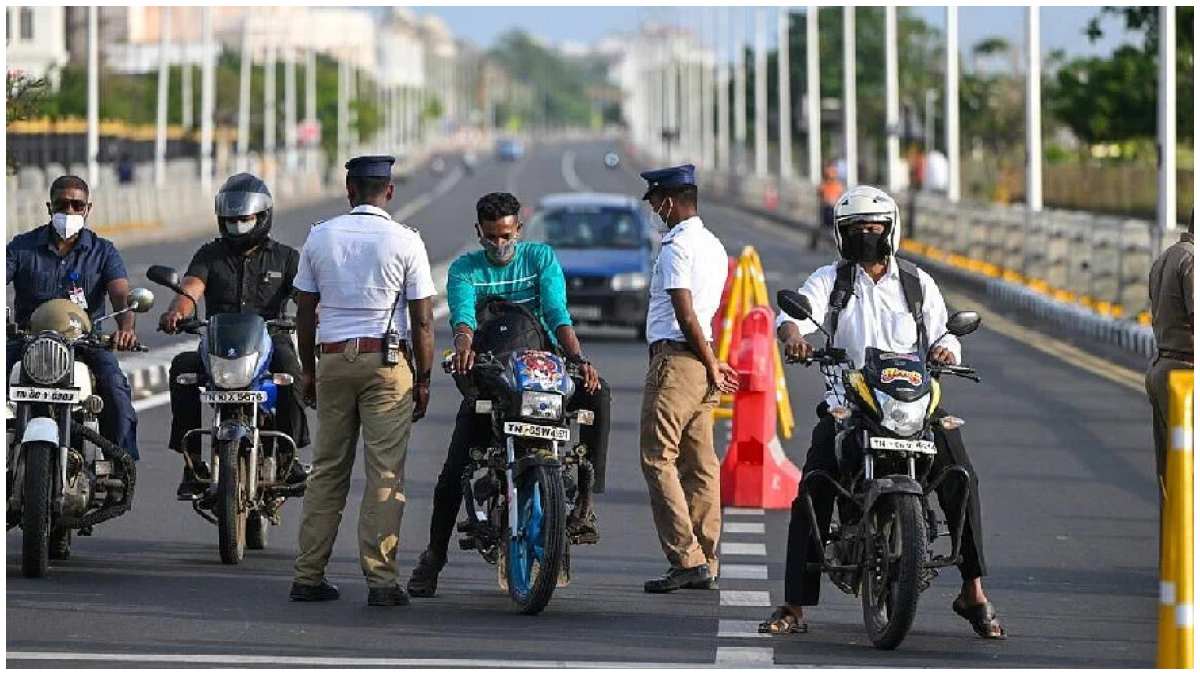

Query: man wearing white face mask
<box><xmin>6</xmin><ymin>175</ymin><xmax>141</xmax><ymax>461</ymax></box>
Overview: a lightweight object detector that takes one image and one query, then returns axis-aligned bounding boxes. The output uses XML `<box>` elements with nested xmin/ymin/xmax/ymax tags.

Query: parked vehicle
<box><xmin>496</xmin><ymin>138</ymin><xmax>525</xmax><ymax>162</ymax></box>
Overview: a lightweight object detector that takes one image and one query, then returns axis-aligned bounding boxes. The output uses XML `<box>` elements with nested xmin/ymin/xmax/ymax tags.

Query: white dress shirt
<box><xmin>777</xmin><ymin>257</ymin><xmax>961</xmax><ymax>407</ymax></box>
<box><xmin>294</xmin><ymin>204</ymin><xmax>437</xmax><ymax>343</ymax></box>
<box><xmin>645</xmin><ymin>216</ymin><xmax>729</xmax><ymax>344</ymax></box>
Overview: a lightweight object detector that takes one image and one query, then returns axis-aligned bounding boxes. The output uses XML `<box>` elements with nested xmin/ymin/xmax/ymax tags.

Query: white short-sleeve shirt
<box><xmin>645</xmin><ymin>216</ymin><xmax>729</xmax><ymax>344</ymax></box>
<box><xmin>293</xmin><ymin>204</ymin><xmax>437</xmax><ymax>343</ymax></box>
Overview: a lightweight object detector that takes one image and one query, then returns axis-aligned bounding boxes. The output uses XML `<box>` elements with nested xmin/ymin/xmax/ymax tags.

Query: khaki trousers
<box><xmin>293</xmin><ymin>346</ymin><xmax>414</xmax><ymax>588</ymax></box>
<box><xmin>639</xmin><ymin>343</ymin><xmax>721</xmax><ymax>573</ymax></box>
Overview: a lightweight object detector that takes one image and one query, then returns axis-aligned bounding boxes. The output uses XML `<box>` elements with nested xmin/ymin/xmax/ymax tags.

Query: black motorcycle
<box><xmin>149</xmin><ymin>265</ymin><xmax>302</xmax><ymax>564</ymax></box>
<box><xmin>777</xmin><ymin>289</ymin><xmax>983</xmax><ymax>649</ymax></box>
<box><xmin>6</xmin><ymin>290</ymin><xmax>154</xmax><ymax>577</ymax></box>
<box><xmin>446</xmin><ymin>347</ymin><xmax>595</xmax><ymax>615</ymax></box>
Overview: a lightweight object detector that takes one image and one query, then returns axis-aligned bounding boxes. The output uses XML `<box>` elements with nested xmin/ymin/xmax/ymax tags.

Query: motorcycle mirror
<box><xmin>126</xmin><ymin>288</ymin><xmax>155</xmax><ymax>313</ymax></box>
<box><xmin>946</xmin><ymin>310</ymin><xmax>982</xmax><ymax>337</ymax></box>
<box><xmin>777</xmin><ymin>289</ymin><xmax>813</xmax><ymax>322</ymax></box>
<box><xmin>146</xmin><ymin>265</ymin><xmax>180</xmax><ymax>289</ymax></box>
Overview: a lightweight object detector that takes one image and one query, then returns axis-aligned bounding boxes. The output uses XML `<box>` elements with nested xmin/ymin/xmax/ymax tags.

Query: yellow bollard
<box><xmin>1158</xmin><ymin>369</ymin><xmax>1194</xmax><ymax>668</ymax></box>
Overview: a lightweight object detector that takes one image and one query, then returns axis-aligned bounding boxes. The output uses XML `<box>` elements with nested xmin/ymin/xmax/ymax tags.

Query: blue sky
<box><xmin>415</xmin><ymin>5</ymin><xmax>1138</xmax><ymax>61</ymax></box>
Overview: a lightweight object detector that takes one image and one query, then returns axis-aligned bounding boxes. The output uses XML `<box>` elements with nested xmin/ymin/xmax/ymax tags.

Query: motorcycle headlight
<box><xmin>209</xmin><ymin>354</ymin><xmax>259</xmax><ymax>390</ymax></box>
<box><xmin>520</xmin><ymin>391</ymin><xmax>563</xmax><ymax>421</ymax></box>
<box><xmin>22</xmin><ymin>335</ymin><xmax>72</xmax><ymax>385</ymax></box>
<box><xmin>611</xmin><ymin>272</ymin><xmax>648</xmax><ymax>292</ymax></box>
<box><xmin>877</xmin><ymin>391</ymin><xmax>930</xmax><ymax>438</ymax></box>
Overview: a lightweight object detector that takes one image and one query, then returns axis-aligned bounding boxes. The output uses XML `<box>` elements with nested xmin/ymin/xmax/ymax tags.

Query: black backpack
<box><xmin>471</xmin><ymin>296</ymin><xmax>550</xmax><ymax>356</ymax></box>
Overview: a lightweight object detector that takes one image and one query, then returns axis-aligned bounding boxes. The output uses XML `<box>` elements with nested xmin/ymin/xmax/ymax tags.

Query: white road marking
<box><xmin>724</xmin><ymin>521</ymin><xmax>765</xmax><ymax>534</ymax></box>
<box><xmin>131</xmin><ymin>391</ymin><xmax>172</xmax><ymax>412</ymax></box>
<box><xmin>392</xmin><ymin>165</ymin><xmax>465</xmax><ymax>223</ymax></box>
<box><xmin>721</xmin><ymin>590</ymin><xmax>772</xmax><ymax>607</ymax></box>
<box><xmin>718</xmin><ymin>619</ymin><xmax>770</xmax><ymax>639</ymax></box>
<box><xmin>714</xmin><ymin>646</ymin><xmax>774</xmax><ymax>666</ymax></box>
<box><xmin>724</xmin><ymin>507</ymin><xmax>765</xmax><ymax>516</ymax></box>
<box><xmin>5</xmin><ymin>652</ymin><xmax>716</xmax><ymax>669</ymax></box>
<box><xmin>721</xmin><ymin>563</ymin><xmax>769</xmax><ymax>580</ymax></box>
<box><xmin>721</xmin><ymin>541</ymin><xmax>767</xmax><ymax>556</ymax></box>
<box><xmin>562</xmin><ymin>149</ymin><xmax>590</xmax><ymax>192</ymax></box>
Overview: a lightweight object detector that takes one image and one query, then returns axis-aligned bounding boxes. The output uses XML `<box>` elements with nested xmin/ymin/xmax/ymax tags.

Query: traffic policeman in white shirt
<box><xmin>638</xmin><ymin>164</ymin><xmax>739</xmax><ymax>594</ymax></box>
<box><xmin>761</xmin><ymin>185</ymin><xmax>1005</xmax><ymax>639</ymax></box>
<box><xmin>288</xmin><ymin>155</ymin><xmax>437</xmax><ymax>607</ymax></box>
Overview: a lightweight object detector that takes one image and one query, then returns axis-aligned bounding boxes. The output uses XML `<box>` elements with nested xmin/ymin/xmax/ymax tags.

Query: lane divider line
<box><xmin>561</xmin><ymin>149</ymin><xmax>590</xmax><ymax>192</ymax></box>
<box><xmin>4</xmin><ymin>652</ymin><xmax>714</xmax><ymax>669</ymax></box>
<box><xmin>717</xmin><ymin>620</ymin><xmax>771</xmax><ymax>639</ymax></box>
<box><xmin>724</xmin><ymin>522</ymin><xmax>766</xmax><ymax>534</ymax></box>
<box><xmin>724</xmin><ymin>507</ymin><xmax>766</xmax><ymax>516</ymax></box>
<box><xmin>716</xmin><ymin>505</ymin><xmax>774</xmax><ymax>666</ymax></box>
<box><xmin>721</xmin><ymin>590</ymin><xmax>773</xmax><ymax>607</ymax></box>
<box><xmin>714</xmin><ymin>647</ymin><xmax>775</xmax><ymax>666</ymax></box>
<box><xmin>720</xmin><ymin>542</ymin><xmax>767</xmax><ymax>556</ymax></box>
<box><xmin>721</xmin><ymin>564</ymin><xmax>769</xmax><ymax>580</ymax></box>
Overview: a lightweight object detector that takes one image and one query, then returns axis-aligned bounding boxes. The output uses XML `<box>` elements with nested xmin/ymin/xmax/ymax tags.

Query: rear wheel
<box><xmin>216</xmin><ymin>440</ymin><xmax>247</xmax><ymax>564</ymax></box>
<box><xmin>21</xmin><ymin>442</ymin><xmax>54</xmax><ymax>578</ymax></box>
<box><xmin>246</xmin><ymin>511</ymin><xmax>269</xmax><ymax>550</ymax></box>
<box><xmin>862</xmin><ymin>493</ymin><xmax>927</xmax><ymax>650</ymax></box>
<box><xmin>504</xmin><ymin>464</ymin><xmax>566</xmax><ymax>615</ymax></box>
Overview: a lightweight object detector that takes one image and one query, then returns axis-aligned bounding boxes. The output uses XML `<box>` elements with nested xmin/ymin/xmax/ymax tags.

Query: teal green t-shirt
<box><xmin>447</xmin><ymin>241</ymin><xmax>572</xmax><ymax>346</ymax></box>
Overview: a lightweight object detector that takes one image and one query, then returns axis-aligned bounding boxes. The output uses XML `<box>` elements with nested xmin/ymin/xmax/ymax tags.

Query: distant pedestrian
<box><xmin>116</xmin><ymin>154</ymin><xmax>135</xmax><ymax>185</ymax></box>
<box><xmin>289</xmin><ymin>155</ymin><xmax>436</xmax><ymax>607</ymax></box>
<box><xmin>637</xmin><ymin>163</ymin><xmax>738</xmax><ymax>594</ymax></box>
<box><xmin>1145</xmin><ymin>216</ymin><xmax>1193</xmax><ymax>504</ymax></box>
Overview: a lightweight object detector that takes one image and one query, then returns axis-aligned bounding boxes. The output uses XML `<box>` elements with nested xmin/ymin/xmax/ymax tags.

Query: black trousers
<box><xmin>783</xmin><ymin>406</ymin><xmax>987</xmax><ymax>606</ymax></box>
<box><xmin>168</xmin><ymin>334</ymin><xmax>310</xmax><ymax>463</ymax></box>
<box><xmin>424</xmin><ymin>378</ymin><xmax>611</xmax><ymax>561</ymax></box>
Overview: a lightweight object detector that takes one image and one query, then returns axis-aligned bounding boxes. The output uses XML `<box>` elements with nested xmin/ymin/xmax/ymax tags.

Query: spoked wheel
<box><xmin>21</xmin><ymin>442</ymin><xmax>54</xmax><ymax>578</ymax></box>
<box><xmin>216</xmin><ymin>440</ymin><xmax>247</xmax><ymax>564</ymax></box>
<box><xmin>862</xmin><ymin>493</ymin><xmax>928</xmax><ymax>650</ymax></box>
<box><xmin>503</xmin><ymin>464</ymin><xmax>566</xmax><ymax>615</ymax></box>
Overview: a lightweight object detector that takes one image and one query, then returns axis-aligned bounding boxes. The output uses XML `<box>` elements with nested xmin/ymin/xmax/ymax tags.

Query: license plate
<box><xmin>201</xmin><ymin>390</ymin><xmax>267</xmax><ymax>404</ymax></box>
<box><xmin>869</xmin><ymin>437</ymin><xmax>937</xmax><ymax>454</ymax></box>
<box><xmin>503</xmin><ymin>421</ymin><xmax>571</xmax><ymax>441</ymax></box>
<box><xmin>569</xmin><ymin>305</ymin><xmax>602</xmax><ymax>320</ymax></box>
<box><xmin>9</xmin><ymin>387</ymin><xmax>81</xmax><ymax>403</ymax></box>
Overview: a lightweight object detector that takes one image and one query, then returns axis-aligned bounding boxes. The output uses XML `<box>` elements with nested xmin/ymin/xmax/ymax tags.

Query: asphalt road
<box><xmin>6</xmin><ymin>140</ymin><xmax>1159</xmax><ymax>667</ymax></box>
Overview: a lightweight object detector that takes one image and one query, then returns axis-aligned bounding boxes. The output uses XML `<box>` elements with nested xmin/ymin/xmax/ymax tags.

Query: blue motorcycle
<box><xmin>149</xmin><ymin>265</ymin><xmax>300</xmax><ymax>564</ymax></box>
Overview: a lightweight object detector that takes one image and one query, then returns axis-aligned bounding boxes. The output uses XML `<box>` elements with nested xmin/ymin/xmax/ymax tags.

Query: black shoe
<box><xmin>289</xmin><ymin>578</ymin><xmax>340</xmax><ymax>602</ymax></box>
<box><xmin>176</xmin><ymin>464</ymin><xmax>205</xmax><ymax>500</ymax></box>
<box><xmin>406</xmin><ymin>549</ymin><xmax>445</xmax><ymax>598</ymax></box>
<box><xmin>566</xmin><ymin>510</ymin><xmax>600</xmax><ymax>546</ymax></box>
<box><xmin>644</xmin><ymin>564</ymin><xmax>711</xmax><ymax>594</ymax></box>
<box><xmin>367</xmin><ymin>584</ymin><xmax>411</xmax><ymax>607</ymax></box>
<box><xmin>284</xmin><ymin>459</ymin><xmax>309</xmax><ymax>486</ymax></box>
<box><xmin>682</xmin><ymin>574</ymin><xmax>720</xmax><ymax>590</ymax></box>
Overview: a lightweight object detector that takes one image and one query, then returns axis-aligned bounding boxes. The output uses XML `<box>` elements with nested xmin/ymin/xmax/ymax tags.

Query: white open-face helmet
<box><xmin>831</xmin><ymin>185</ymin><xmax>901</xmax><ymax>257</ymax></box>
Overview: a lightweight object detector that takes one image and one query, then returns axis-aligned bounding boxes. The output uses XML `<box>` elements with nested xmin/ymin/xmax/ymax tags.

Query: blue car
<box><xmin>527</xmin><ymin>193</ymin><xmax>656</xmax><ymax>340</ymax></box>
<box><xmin>496</xmin><ymin>138</ymin><xmax>525</xmax><ymax>161</ymax></box>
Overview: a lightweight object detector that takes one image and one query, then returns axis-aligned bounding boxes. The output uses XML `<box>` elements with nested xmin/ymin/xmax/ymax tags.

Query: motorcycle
<box><xmin>446</xmin><ymin>347</ymin><xmax>595</xmax><ymax>615</ymax></box>
<box><xmin>148</xmin><ymin>265</ymin><xmax>302</xmax><ymax>564</ymax></box>
<box><xmin>6</xmin><ymin>289</ymin><xmax>154</xmax><ymax>578</ymax></box>
<box><xmin>776</xmin><ymin>289</ymin><xmax>982</xmax><ymax>650</ymax></box>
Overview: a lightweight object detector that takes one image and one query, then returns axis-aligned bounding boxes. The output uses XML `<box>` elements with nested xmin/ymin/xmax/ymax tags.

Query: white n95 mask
<box><xmin>51</xmin><ymin>213</ymin><xmax>86</xmax><ymax>240</ymax></box>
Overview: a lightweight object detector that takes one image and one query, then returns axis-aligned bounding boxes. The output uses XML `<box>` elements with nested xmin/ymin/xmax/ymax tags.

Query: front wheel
<box><xmin>21</xmin><ymin>442</ymin><xmax>54</xmax><ymax>578</ymax></box>
<box><xmin>216</xmin><ymin>440</ymin><xmax>247</xmax><ymax>564</ymax></box>
<box><xmin>504</xmin><ymin>464</ymin><xmax>566</xmax><ymax>615</ymax></box>
<box><xmin>862</xmin><ymin>493</ymin><xmax>928</xmax><ymax>650</ymax></box>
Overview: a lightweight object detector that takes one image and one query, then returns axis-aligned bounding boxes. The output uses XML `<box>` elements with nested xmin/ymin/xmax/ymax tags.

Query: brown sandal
<box><xmin>758</xmin><ymin>605</ymin><xmax>809</xmax><ymax>635</ymax></box>
<box><xmin>952</xmin><ymin>597</ymin><xmax>1007</xmax><ymax>640</ymax></box>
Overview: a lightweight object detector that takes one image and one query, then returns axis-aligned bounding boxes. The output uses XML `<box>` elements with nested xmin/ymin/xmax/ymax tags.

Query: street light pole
<box><xmin>264</xmin><ymin>45</ymin><xmax>277</xmax><ymax>176</ymax></box>
<box><xmin>237</xmin><ymin>25</ymin><xmax>251</xmax><ymax>173</ymax></box>
<box><xmin>1026</xmin><ymin>5</ymin><xmax>1043</xmax><ymax>212</ymax></box>
<box><xmin>843</xmin><ymin>6</ymin><xmax>857</xmax><ymax>187</ymax></box>
<box><xmin>806</xmin><ymin>6</ymin><xmax>820</xmax><ymax>185</ymax></box>
<box><xmin>305</xmin><ymin>49</ymin><xmax>316</xmax><ymax>172</ymax></box>
<box><xmin>717</xmin><ymin>7</ymin><xmax>731</xmax><ymax>173</ymax></box>
<box><xmin>200</xmin><ymin>7</ymin><xmax>214</xmax><ymax>192</ymax></box>
<box><xmin>884</xmin><ymin>6</ymin><xmax>900</xmax><ymax>191</ymax></box>
<box><xmin>87</xmin><ymin>6</ymin><xmax>99</xmax><ymax>188</ymax></box>
<box><xmin>155</xmin><ymin>8</ymin><xmax>171</xmax><ymax>187</ymax></box>
<box><xmin>778</xmin><ymin>6</ymin><xmax>793</xmax><ymax>180</ymax></box>
<box><xmin>1157</xmin><ymin>6</ymin><xmax>1177</xmax><ymax>241</ymax></box>
<box><xmin>734</xmin><ymin>8</ymin><xmax>747</xmax><ymax>172</ymax></box>
<box><xmin>945</xmin><ymin>6</ymin><xmax>960</xmax><ymax>203</ymax></box>
<box><xmin>285</xmin><ymin>50</ymin><xmax>297</xmax><ymax>170</ymax></box>
<box><xmin>753</xmin><ymin>7</ymin><xmax>768</xmax><ymax>177</ymax></box>
<box><xmin>181</xmin><ymin>53</ymin><xmax>193</xmax><ymax>130</ymax></box>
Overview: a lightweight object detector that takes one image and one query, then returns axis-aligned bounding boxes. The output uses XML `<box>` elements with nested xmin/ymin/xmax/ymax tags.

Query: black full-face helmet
<box><xmin>215</xmin><ymin>172</ymin><xmax>273</xmax><ymax>251</ymax></box>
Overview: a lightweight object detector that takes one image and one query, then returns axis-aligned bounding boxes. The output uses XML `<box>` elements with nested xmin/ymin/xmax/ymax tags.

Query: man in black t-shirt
<box><xmin>158</xmin><ymin>173</ymin><xmax>309</xmax><ymax>497</ymax></box>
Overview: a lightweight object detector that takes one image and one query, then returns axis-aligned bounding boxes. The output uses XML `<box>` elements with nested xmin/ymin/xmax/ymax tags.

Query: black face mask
<box><xmin>840</xmin><ymin>231</ymin><xmax>890</xmax><ymax>263</ymax></box>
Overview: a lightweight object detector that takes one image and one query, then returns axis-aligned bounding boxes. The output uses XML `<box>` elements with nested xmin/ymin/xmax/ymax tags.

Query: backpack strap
<box><xmin>824</xmin><ymin>261</ymin><xmax>857</xmax><ymax>340</ymax></box>
<box><xmin>896</xmin><ymin>258</ymin><xmax>928</xmax><ymax>354</ymax></box>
